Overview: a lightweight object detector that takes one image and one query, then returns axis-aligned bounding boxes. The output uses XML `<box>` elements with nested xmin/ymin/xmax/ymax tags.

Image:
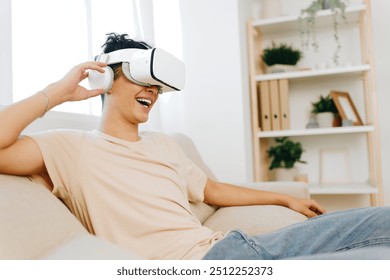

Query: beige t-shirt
<box><xmin>29</xmin><ymin>129</ymin><xmax>223</xmax><ymax>259</ymax></box>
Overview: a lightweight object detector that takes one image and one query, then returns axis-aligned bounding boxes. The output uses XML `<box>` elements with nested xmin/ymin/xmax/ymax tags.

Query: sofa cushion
<box><xmin>189</xmin><ymin>201</ymin><xmax>218</xmax><ymax>224</ymax></box>
<box><xmin>203</xmin><ymin>205</ymin><xmax>307</xmax><ymax>236</ymax></box>
<box><xmin>0</xmin><ymin>174</ymin><xmax>87</xmax><ymax>259</ymax></box>
<box><xmin>42</xmin><ymin>234</ymin><xmax>140</xmax><ymax>260</ymax></box>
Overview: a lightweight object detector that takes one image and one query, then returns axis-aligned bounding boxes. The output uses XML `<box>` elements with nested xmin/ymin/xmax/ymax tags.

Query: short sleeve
<box><xmin>184</xmin><ymin>157</ymin><xmax>208</xmax><ymax>203</ymax></box>
<box><xmin>28</xmin><ymin>129</ymin><xmax>84</xmax><ymax>197</ymax></box>
<box><xmin>173</xmin><ymin>141</ymin><xmax>208</xmax><ymax>203</ymax></box>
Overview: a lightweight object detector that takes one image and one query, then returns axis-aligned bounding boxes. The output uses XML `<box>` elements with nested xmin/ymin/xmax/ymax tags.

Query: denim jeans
<box><xmin>203</xmin><ymin>207</ymin><xmax>390</xmax><ymax>260</ymax></box>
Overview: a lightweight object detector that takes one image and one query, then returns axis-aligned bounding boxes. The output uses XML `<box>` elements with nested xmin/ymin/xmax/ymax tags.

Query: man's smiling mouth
<box><xmin>136</xmin><ymin>98</ymin><xmax>152</xmax><ymax>108</ymax></box>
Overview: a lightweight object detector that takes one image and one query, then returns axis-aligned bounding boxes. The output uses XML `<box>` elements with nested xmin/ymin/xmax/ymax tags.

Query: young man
<box><xmin>0</xmin><ymin>33</ymin><xmax>389</xmax><ymax>260</ymax></box>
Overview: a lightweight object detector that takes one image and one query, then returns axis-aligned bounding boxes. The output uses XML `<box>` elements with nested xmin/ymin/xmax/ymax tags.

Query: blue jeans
<box><xmin>203</xmin><ymin>207</ymin><xmax>390</xmax><ymax>259</ymax></box>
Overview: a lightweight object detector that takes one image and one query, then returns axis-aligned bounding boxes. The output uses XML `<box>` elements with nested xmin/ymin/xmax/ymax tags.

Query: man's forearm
<box><xmin>0</xmin><ymin>83</ymin><xmax>62</xmax><ymax>149</ymax></box>
<box><xmin>203</xmin><ymin>178</ymin><xmax>326</xmax><ymax>218</ymax></box>
<box><xmin>0</xmin><ymin>61</ymin><xmax>106</xmax><ymax>150</ymax></box>
<box><xmin>203</xmin><ymin>180</ymin><xmax>290</xmax><ymax>207</ymax></box>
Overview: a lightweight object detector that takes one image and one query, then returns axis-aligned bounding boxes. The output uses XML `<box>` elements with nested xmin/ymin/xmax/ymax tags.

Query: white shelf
<box><xmin>257</xmin><ymin>125</ymin><xmax>374</xmax><ymax>138</ymax></box>
<box><xmin>255</xmin><ymin>64</ymin><xmax>370</xmax><ymax>82</ymax></box>
<box><xmin>252</xmin><ymin>4</ymin><xmax>366</xmax><ymax>34</ymax></box>
<box><xmin>309</xmin><ymin>183</ymin><xmax>377</xmax><ymax>195</ymax></box>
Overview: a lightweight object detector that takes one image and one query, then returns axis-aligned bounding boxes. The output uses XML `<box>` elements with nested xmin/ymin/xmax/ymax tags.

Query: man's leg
<box><xmin>291</xmin><ymin>246</ymin><xmax>390</xmax><ymax>259</ymax></box>
<box><xmin>203</xmin><ymin>207</ymin><xmax>390</xmax><ymax>260</ymax></box>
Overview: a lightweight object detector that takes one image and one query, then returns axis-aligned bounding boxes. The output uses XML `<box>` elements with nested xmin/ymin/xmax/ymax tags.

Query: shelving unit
<box><xmin>251</xmin><ymin>4</ymin><xmax>366</xmax><ymax>34</ymax></box>
<box><xmin>309</xmin><ymin>183</ymin><xmax>377</xmax><ymax>195</ymax></box>
<box><xmin>257</xmin><ymin>125</ymin><xmax>374</xmax><ymax>138</ymax></box>
<box><xmin>247</xmin><ymin>0</ymin><xmax>383</xmax><ymax>206</ymax></box>
<box><xmin>255</xmin><ymin>64</ymin><xmax>370</xmax><ymax>81</ymax></box>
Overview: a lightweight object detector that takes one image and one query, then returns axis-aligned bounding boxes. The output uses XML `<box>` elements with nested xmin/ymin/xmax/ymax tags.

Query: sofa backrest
<box><xmin>0</xmin><ymin>174</ymin><xmax>87</xmax><ymax>259</ymax></box>
<box><xmin>170</xmin><ymin>133</ymin><xmax>219</xmax><ymax>223</ymax></box>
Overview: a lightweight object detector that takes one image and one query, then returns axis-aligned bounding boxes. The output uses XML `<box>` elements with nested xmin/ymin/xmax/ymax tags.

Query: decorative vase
<box><xmin>306</xmin><ymin>114</ymin><xmax>319</xmax><ymax>129</ymax></box>
<box><xmin>274</xmin><ymin>167</ymin><xmax>298</xmax><ymax>181</ymax></box>
<box><xmin>316</xmin><ymin>112</ymin><xmax>334</xmax><ymax>128</ymax></box>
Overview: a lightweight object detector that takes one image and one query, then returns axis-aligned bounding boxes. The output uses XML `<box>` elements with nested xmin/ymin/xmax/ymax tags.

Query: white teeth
<box><xmin>136</xmin><ymin>98</ymin><xmax>152</xmax><ymax>107</ymax></box>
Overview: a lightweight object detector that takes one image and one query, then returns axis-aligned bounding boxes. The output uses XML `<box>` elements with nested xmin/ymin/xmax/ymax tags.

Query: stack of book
<box><xmin>258</xmin><ymin>79</ymin><xmax>290</xmax><ymax>131</ymax></box>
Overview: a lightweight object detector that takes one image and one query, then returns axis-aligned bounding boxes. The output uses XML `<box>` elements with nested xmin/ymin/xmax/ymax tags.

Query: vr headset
<box><xmin>88</xmin><ymin>48</ymin><xmax>185</xmax><ymax>93</ymax></box>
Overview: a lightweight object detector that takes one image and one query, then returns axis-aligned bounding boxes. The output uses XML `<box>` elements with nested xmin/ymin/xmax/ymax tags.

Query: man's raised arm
<box><xmin>0</xmin><ymin>61</ymin><xmax>106</xmax><ymax>176</ymax></box>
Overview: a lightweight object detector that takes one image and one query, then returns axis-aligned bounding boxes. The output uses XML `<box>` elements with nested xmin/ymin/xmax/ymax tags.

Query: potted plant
<box><xmin>299</xmin><ymin>0</ymin><xmax>347</xmax><ymax>65</ymax></box>
<box><xmin>261</xmin><ymin>42</ymin><xmax>303</xmax><ymax>73</ymax></box>
<box><xmin>267</xmin><ymin>137</ymin><xmax>307</xmax><ymax>181</ymax></box>
<box><xmin>311</xmin><ymin>94</ymin><xmax>339</xmax><ymax>127</ymax></box>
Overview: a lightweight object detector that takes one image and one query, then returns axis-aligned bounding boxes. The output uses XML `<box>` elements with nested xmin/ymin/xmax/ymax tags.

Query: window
<box><xmin>11</xmin><ymin>0</ymin><xmax>183</xmax><ymax>118</ymax></box>
<box><xmin>12</xmin><ymin>0</ymin><xmax>139</xmax><ymax>115</ymax></box>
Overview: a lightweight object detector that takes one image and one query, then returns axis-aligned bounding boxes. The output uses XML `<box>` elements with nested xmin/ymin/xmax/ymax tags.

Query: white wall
<box><xmin>157</xmin><ymin>0</ymin><xmax>254</xmax><ymax>183</ymax></box>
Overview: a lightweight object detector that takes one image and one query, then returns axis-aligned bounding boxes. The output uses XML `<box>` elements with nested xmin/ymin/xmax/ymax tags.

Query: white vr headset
<box><xmin>88</xmin><ymin>48</ymin><xmax>185</xmax><ymax>93</ymax></box>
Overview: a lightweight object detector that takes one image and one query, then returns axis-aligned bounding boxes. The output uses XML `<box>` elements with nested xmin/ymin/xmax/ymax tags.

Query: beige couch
<box><xmin>0</xmin><ymin>133</ymin><xmax>309</xmax><ymax>259</ymax></box>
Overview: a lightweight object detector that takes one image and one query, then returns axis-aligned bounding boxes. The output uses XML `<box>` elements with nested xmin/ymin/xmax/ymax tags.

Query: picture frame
<box><xmin>320</xmin><ymin>148</ymin><xmax>351</xmax><ymax>184</ymax></box>
<box><xmin>330</xmin><ymin>91</ymin><xmax>363</xmax><ymax>126</ymax></box>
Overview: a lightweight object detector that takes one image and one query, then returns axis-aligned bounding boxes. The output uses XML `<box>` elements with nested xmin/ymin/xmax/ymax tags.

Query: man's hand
<box><xmin>286</xmin><ymin>197</ymin><xmax>326</xmax><ymax>218</ymax></box>
<box><xmin>51</xmin><ymin>61</ymin><xmax>107</xmax><ymax>103</ymax></box>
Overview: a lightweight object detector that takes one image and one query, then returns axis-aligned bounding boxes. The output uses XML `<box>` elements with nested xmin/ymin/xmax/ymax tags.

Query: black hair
<box><xmin>102</xmin><ymin>32</ymin><xmax>151</xmax><ymax>53</ymax></box>
<box><xmin>99</xmin><ymin>33</ymin><xmax>152</xmax><ymax>104</ymax></box>
<box><xmin>102</xmin><ymin>32</ymin><xmax>152</xmax><ymax>80</ymax></box>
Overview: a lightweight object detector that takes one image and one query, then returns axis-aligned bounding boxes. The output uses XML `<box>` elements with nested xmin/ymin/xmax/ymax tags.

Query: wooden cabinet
<box><xmin>247</xmin><ymin>0</ymin><xmax>383</xmax><ymax>206</ymax></box>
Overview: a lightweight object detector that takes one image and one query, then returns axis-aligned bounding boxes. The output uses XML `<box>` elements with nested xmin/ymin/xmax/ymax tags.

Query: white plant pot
<box><xmin>274</xmin><ymin>167</ymin><xmax>298</xmax><ymax>181</ymax></box>
<box><xmin>266</xmin><ymin>64</ymin><xmax>298</xmax><ymax>74</ymax></box>
<box><xmin>316</xmin><ymin>112</ymin><xmax>334</xmax><ymax>128</ymax></box>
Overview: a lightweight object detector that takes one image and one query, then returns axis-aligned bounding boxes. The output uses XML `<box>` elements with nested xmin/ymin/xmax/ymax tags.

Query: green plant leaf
<box><xmin>267</xmin><ymin>137</ymin><xmax>306</xmax><ymax>170</ymax></box>
<box><xmin>311</xmin><ymin>94</ymin><xmax>338</xmax><ymax>114</ymax></box>
<box><xmin>261</xmin><ymin>42</ymin><xmax>303</xmax><ymax>66</ymax></box>
<box><xmin>299</xmin><ymin>0</ymin><xmax>347</xmax><ymax>65</ymax></box>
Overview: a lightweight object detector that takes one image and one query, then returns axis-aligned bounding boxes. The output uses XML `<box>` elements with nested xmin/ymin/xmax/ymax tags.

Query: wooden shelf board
<box><xmin>252</xmin><ymin>4</ymin><xmax>366</xmax><ymax>34</ymax></box>
<box><xmin>309</xmin><ymin>183</ymin><xmax>377</xmax><ymax>195</ymax></box>
<box><xmin>255</xmin><ymin>64</ymin><xmax>370</xmax><ymax>81</ymax></box>
<box><xmin>257</xmin><ymin>125</ymin><xmax>374</xmax><ymax>138</ymax></box>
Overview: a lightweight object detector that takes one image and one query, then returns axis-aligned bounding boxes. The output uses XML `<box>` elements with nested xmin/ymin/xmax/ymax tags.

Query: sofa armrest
<box><xmin>232</xmin><ymin>181</ymin><xmax>310</xmax><ymax>199</ymax></box>
<box><xmin>203</xmin><ymin>205</ymin><xmax>307</xmax><ymax>236</ymax></box>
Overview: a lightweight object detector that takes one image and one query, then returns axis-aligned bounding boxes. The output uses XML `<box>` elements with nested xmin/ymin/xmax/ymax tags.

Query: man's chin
<box><xmin>138</xmin><ymin>116</ymin><xmax>149</xmax><ymax>124</ymax></box>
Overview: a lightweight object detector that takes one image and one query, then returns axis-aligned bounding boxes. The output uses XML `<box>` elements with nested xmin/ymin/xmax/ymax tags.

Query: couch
<box><xmin>0</xmin><ymin>133</ymin><xmax>309</xmax><ymax>259</ymax></box>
